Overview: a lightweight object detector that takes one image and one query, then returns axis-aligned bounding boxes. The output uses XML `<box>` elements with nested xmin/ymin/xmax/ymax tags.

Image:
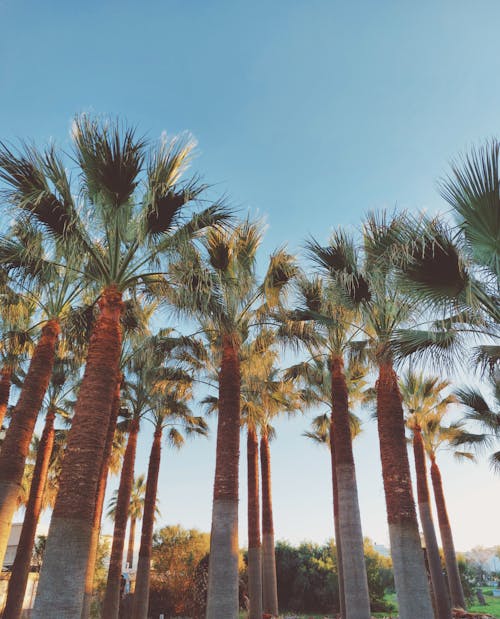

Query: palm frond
<box><xmin>73</xmin><ymin>115</ymin><xmax>145</xmax><ymax>208</ymax></box>
<box><xmin>439</xmin><ymin>140</ymin><xmax>500</xmax><ymax>278</ymax></box>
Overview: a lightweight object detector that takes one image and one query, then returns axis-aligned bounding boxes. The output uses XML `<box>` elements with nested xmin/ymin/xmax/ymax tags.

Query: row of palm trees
<box><xmin>0</xmin><ymin>116</ymin><xmax>496</xmax><ymax>619</ymax></box>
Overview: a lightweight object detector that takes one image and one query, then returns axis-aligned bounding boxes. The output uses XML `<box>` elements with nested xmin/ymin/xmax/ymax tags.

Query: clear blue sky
<box><xmin>2</xmin><ymin>0</ymin><xmax>499</xmax><ymax>551</ymax></box>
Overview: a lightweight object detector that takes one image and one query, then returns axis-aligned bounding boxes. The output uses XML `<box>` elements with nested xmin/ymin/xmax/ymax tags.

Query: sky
<box><xmin>1</xmin><ymin>0</ymin><xmax>499</xmax><ymax>552</ymax></box>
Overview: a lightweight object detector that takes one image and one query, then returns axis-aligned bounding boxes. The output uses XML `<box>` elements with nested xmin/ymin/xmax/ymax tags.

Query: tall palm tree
<box><xmin>3</xmin><ymin>356</ymin><xmax>74</xmax><ymax>619</ymax></box>
<box><xmin>166</xmin><ymin>221</ymin><xmax>297</xmax><ymax>618</ymax></box>
<box><xmin>240</xmin><ymin>333</ymin><xmax>276</xmax><ymax>619</ymax></box>
<box><xmin>126</xmin><ymin>475</ymin><xmax>146</xmax><ymax>569</ymax></box>
<box><xmin>81</xmin><ymin>298</ymin><xmax>154</xmax><ymax>619</ymax></box>
<box><xmin>289</xmin><ymin>273</ymin><xmax>371</xmax><ymax>619</ymax></box>
<box><xmin>0</xmin><ymin>117</ymin><xmax>229</xmax><ymax>618</ymax></box>
<box><xmin>256</xmin><ymin>369</ymin><xmax>304</xmax><ymax>617</ymax></box>
<box><xmin>297</xmin><ymin>354</ymin><xmax>366</xmax><ymax>619</ymax></box>
<box><xmin>307</xmin><ymin>218</ymin><xmax>434</xmax><ymax>619</ymax></box>
<box><xmin>0</xmin><ymin>227</ymin><xmax>81</xmax><ymax>569</ymax></box>
<box><xmin>400</xmin><ymin>371</ymin><xmax>457</xmax><ymax>614</ymax></box>
<box><xmin>418</xmin><ymin>410</ymin><xmax>473</xmax><ymax>610</ymax></box>
<box><xmin>132</xmin><ymin>377</ymin><xmax>207</xmax><ymax>619</ymax></box>
<box><xmin>0</xmin><ymin>288</ymin><xmax>35</xmax><ymax>430</ymax></box>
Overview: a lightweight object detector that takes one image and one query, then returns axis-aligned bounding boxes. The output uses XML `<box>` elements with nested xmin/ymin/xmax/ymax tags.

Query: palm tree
<box><xmin>166</xmin><ymin>221</ymin><xmax>296</xmax><ymax>618</ymax></box>
<box><xmin>0</xmin><ymin>288</ymin><xmax>35</xmax><ymax>430</ymax></box>
<box><xmin>132</xmin><ymin>377</ymin><xmax>207</xmax><ymax>619</ymax></box>
<box><xmin>3</xmin><ymin>357</ymin><xmax>74</xmax><ymax>619</ymax></box>
<box><xmin>0</xmin><ymin>117</ymin><xmax>229</xmax><ymax>617</ymax></box>
<box><xmin>289</xmin><ymin>273</ymin><xmax>372</xmax><ymax>619</ymax></box>
<box><xmin>400</xmin><ymin>371</ymin><xmax>457</xmax><ymax>614</ymax></box>
<box><xmin>256</xmin><ymin>369</ymin><xmax>303</xmax><ymax>617</ymax></box>
<box><xmin>297</xmin><ymin>354</ymin><xmax>366</xmax><ymax>619</ymax></box>
<box><xmin>82</xmin><ymin>299</ymin><xmax>154</xmax><ymax>619</ymax></box>
<box><xmin>126</xmin><ymin>475</ymin><xmax>146</xmax><ymax>569</ymax></box>
<box><xmin>307</xmin><ymin>218</ymin><xmax>434</xmax><ymax>619</ymax></box>
<box><xmin>107</xmin><ymin>475</ymin><xmax>146</xmax><ymax>571</ymax></box>
<box><xmin>418</xmin><ymin>408</ymin><xmax>473</xmax><ymax>610</ymax></box>
<box><xmin>0</xmin><ymin>226</ymin><xmax>81</xmax><ymax>569</ymax></box>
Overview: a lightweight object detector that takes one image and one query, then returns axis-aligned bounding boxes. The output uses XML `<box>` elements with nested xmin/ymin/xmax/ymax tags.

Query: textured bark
<box><xmin>132</xmin><ymin>428</ymin><xmax>162</xmax><ymax>619</ymax></box>
<box><xmin>0</xmin><ymin>366</ymin><xmax>12</xmax><ymax>429</ymax></box>
<box><xmin>247</xmin><ymin>426</ymin><xmax>262</xmax><ymax>619</ymax></box>
<box><xmin>430</xmin><ymin>457</ymin><xmax>466</xmax><ymax>610</ymax></box>
<box><xmin>0</xmin><ymin>320</ymin><xmax>60</xmax><ymax>569</ymax></box>
<box><xmin>330</xmin><ymin>436</ymin><xmax>346</xmax><ymax>619</ymax></box>
<box><xmin>330</xmin><ymin>356</ymin><xmax>370</xmax><ymax>619</ymax></box>
<box><xmin>126</xmin><ymin>518</ymin><xmax>136</xmax><ymax>569</ymax></box>
<box><xmin>206</xmin><ymin>334</ymin><xmax>240</xmax><ymax>619</ymax></box>
<box><xmin>413</xmin><ymin>428</ymin><xmax>452</xmax><ymax>619</ymax></box>
<box><xmin>376</xmin><ymin>362</ymin><xmax>433</xmax><ymax>619</ymax></box>
<box><xmin>81</xmin><ymin>374</ymin><xmax>122</xmax><ymax>619</ymax></box>
<box><xmin>102</xmin><ymin>417</ymin><xmax>140</xmax><ymax>619</ymax></box>
<box><xmin>260</xmin><ymin>432</ymin><xmax>278</xmax><ymax>617</ymax></box>
<box><xmin>3</xmin><ymin>409</ymin><xmax>55</xmax><ymax>619</ymax></box>
<box><xmin>33</xmin><ymin>287</ymin><xmax>123</xmax><ymax>619</ymax></box>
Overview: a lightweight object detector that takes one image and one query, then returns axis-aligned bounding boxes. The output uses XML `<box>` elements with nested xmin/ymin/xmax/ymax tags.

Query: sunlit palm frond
<box><xmin>439</xmin><ymin>140</ymin><xmax>500</xmax><ymax>278</ymax></box>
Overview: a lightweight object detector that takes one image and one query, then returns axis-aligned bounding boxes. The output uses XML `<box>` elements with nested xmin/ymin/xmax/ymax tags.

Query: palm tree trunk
<box><xmin>247</xmin><ymin>426</ymin><xmax>262</xmax><ymax>619</ymax></box>
<box><xmin>206</xmin><ymin>333</ymin><xmax>241</xmax><ymax>619</ymax></box>
<box><xmin>33</xmin><ymin>287</ymin><xmax>123</xmax><ymax>619</ymax></box>
<box><xmin>376</xmin><ymin>362</ymin><xmax>434</xmax><ymax>619</ymax></box>
<box><xmin>430</xmin><ymin>456</ymin><xmax>466</xmax><ymax>610</ymax></box>
<box><xmin>103</xmin><ymin>417</ymin><xmax>140</xmax><ymax>619</ymax></box>
<box><xmin>81</xmin><ymin>374</ymin><xmax>122</xmax><ymax>619</ymax></box>
<box><xmin>260</xmin><ymin>430</ymin><xmax>278</xmax><ymax>617</ymax></box>
<box><xmin>132</xmin><ymin>427</ymin><xmax>162</xmax><ymax>619</ymax></box>
<box><xmin>413</xmin><ymin>427</ymin><xmax>452</xmax><ymax>618</ymax></box>
<box><xmin>0</xmin><ymin>366</ymin><xmax>13</xmax><ymax>429</ymax></box>
<box><xmin>0</xmin><ymin>320</ymin><xmax>60</xmax><ymax>569</ymax></box>
<box><xmin>127</xmin><ymin>518</ymin><xmax>136</xmax><ymax>569</ymax></box>
<box><xmin>2</xmin><ymin>409</ymin><xmax>55</xmax><ymax>619</ymax></box>
<box><xmin>330</xmin><ymin>355</ymin><xmax>371</xmax><ymax>619</ymax></box>
<box><xmin>329</xmin><ymin>434</ymin><xmax>346</xmax><ymax>619</ymax></box>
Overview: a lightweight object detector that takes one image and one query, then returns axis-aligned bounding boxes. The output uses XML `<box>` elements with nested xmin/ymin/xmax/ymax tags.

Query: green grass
<box><xmin>467</xmin><ymin>587</ymin><xmax>500</xmax><ymax>617</ymax></box>
<box><xmin>238</xmin><ymin>588</ymin><xmax>500</xmax><ymax>618</ymax></box>
<box><xmin>376</xmin><ymin>588</ymin><xmax>500</xmax><ymax>618</ymax></box>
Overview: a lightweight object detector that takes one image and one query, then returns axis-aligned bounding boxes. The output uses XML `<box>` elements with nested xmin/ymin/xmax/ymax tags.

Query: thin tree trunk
<box><xmin>413</xmin><ymin>427</ymin><xmax>452</xmax><ymax>618</ymax></box>
<box><xmin>376</xmin><ymin>362</ymin><xmax>434</xmax><ymax>619</ymax></box>
<box><xmin>0</xmin><ymin>366</ymin><xmax>13</xmax><ymax>430</ymax></box>
<box><xmin>81</xmin><ymin>373</ymin><xmax>122</xmax><ymax>619</ymax></box>
<box><xmin>430</xmin><ymin>456</ymin><xmax>466</xmax><ymax>610</ymax></box>
<box><xmin>247</xmin><ymin>426</ymin><xmax>262</xmax><ymax>619</ymax></box>
<box><xmin>0</xmin><ymin>320</ymin><xmax>60</xmax><ymax>569</ymax></box>
<box><xmin>127</xmin><ymin>518</ymin><xmax>136</xmax><ymax>569</ymax></box>
<box><xmin>330</xmin><ymin>433</ymin><xmax>346</xmax><ymax>619</ymax></box>
<box><xmin>206</xmin><ymin>333</ymin><xmax>240</xmax><ymax>619</ymax></box>
<box><xmin>330</xmin><ymin>356</ymin><xmax>371</xmax><ymax>619</ymax></box>
<box><xmin>3</xmin><ymin>409</ymin><xmax>55</xmax><ymax>619</ymax></box>
<box><xmin>102</xmin><ymin>417</ymin><xmax>140</xmax><ymax>619</ymax></box>
<box><xmin>33</xmin><ymin>287</ymin><xmax>123</xmax><ymax>619</ymax></box>
<box><xmin>132</xmin><ymin>427</ymin><xmax>162</xmax><ymax>619</ymax></box>
<box><xmin>260</xmin><ymin>431</ymin><xmax>278</xmax><ymax>617</ymax></box>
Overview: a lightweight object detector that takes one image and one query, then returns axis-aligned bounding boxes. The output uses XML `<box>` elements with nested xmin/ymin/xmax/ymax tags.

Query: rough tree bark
<box><xmin>206</xmin><ymin>334</ymin><xmax>241</xmax><ymax>619</ymax></box>
<box><xmin>376</xmin><ymin>362</ymin><xmax>434</xmax><ymax>619</ymax></box>
<box><xmin>33</xmin><ymin>288</ymin><xmax>123</xmax><ymax>619</ymax></box>
<box><xmin>0</xmin><ymin>320</ymin><xmax>60</xmax><ymax>569</ymax></box>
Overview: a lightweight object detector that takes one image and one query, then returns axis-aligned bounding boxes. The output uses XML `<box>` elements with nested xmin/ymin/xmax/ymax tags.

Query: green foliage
<box><xmin>274</xmin><ymin>538</ymin><xmax>394</xmax><ymax>614</ymax></box>
<box><xmin>275</xmin><ymin>539</ymin><xmax>339</xmax><ymax>613</ymax></box>
<box><xmin>363</xmin><ymin>538</ymin><xmax>395</xmax><ymax>612</ymax></box>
